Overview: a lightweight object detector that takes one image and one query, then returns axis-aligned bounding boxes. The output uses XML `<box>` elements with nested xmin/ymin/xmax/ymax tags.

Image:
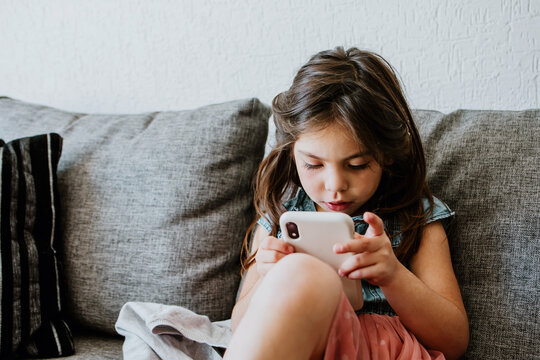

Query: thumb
<box><xmin>363</xmin><ymin>212</ymin><xmax>384</xmax><ymax>237</ymax></box>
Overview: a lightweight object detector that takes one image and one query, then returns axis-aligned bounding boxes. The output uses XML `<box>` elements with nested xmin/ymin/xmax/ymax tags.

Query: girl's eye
<box><xmin>303</xmin><ymin>162</ymin><xmax>322</xmax><ymax>170</ymax></box>
<box><xmin>349</xmin><ymin>163</ymin><xmax>369</xmax><ymax>170</ymax></box>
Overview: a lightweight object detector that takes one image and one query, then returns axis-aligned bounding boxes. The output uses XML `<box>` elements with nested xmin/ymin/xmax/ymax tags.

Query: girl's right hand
<box><xmin>255</xmin><ymin>236</ymin><xmax>295</xmax><ymax>276</ymax></box>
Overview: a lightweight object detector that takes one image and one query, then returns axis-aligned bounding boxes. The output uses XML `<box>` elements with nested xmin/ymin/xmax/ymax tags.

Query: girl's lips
<box><xmin>324</xmin><ymin>201</ymin><xmax>352</xmax><ymax>211</ymax></box>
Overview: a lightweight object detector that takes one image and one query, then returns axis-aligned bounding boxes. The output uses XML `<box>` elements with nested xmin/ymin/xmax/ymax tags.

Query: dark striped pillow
<box><xmin>0</xmin><ymin>134</ymin><xmax>74</xmax><ymax>358</ymax></box>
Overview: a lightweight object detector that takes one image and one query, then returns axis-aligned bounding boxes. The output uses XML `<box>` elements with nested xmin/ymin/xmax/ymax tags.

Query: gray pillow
<box><xmin>0</xmin><ymin>97</ymin><xmax>270</xmax><ymax>334</ymax></box>
<box><xmin>414</xmin><ymin>109</ymin><xmax>540</xmax><ymax>360</ymax></box>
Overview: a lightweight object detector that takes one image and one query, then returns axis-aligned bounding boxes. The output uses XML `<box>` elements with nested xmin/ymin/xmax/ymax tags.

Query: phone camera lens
<box><xmin>285</xmin><ymin>222</ymin><xmax>299</xmax><ymax>239</ymax></box>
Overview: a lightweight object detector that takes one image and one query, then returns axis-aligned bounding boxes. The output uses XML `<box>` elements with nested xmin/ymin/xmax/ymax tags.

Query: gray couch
<box><xmin>0</xmin><ymin>97</ymin><xmax>538</xmax><ymax>359</ymax></box>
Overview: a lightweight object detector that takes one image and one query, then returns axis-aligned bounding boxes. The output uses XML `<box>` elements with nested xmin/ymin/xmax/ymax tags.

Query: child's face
<box><xmin>293</xmin><ymin>122</ymin><xmax>383</xmax><ymax>217</ymax></box>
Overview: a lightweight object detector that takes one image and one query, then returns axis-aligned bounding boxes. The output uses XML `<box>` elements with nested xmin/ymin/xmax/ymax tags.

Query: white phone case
<box><xmin>279</xmin><ymin>211</ymin><xmax>364</xmax><ymax>310</ymax></box>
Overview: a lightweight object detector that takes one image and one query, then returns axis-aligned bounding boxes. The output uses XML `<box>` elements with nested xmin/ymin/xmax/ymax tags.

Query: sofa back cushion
<box><xmin>414</xmin><ymin>109</ymin><xmax>540</xmax><ymax>359</ymax></box>
<box><xmin>0</xmin><ymin>97</ymin><xmax>270</xmax><ymax>334</ymax></box>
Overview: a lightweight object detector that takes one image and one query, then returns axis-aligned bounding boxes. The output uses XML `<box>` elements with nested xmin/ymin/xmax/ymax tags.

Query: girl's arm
<box><xmin>230</xmin><ymin>257</ymin><xmax>260</xmax><ymax>331</ymax></box>
<box><xmin>231</xmin><ymin>225</ymin><xmax>293</xmax><ymax>330</ymax></box>
<box><xmin>337</xmin><ymin>213</ymin><xmax>469</xmax><ymax>360</ymax></box>
<box><xmin>382</xmin><ymin>221</ymin><xmax>469</xmax><ymax>360</ymax></box>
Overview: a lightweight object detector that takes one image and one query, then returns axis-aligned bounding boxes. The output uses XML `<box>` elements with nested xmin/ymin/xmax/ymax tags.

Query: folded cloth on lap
<box><xmin>115</xmin><ymin>303</ymin><xmax>231</xmax><ymax>360</ymax></box>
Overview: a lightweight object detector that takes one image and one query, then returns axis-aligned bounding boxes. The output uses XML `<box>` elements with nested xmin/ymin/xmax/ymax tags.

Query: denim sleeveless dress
<box><xmin>257</xmin><ymin>188</ymin><xmax>454</xmax><ymax>316</ymax></box>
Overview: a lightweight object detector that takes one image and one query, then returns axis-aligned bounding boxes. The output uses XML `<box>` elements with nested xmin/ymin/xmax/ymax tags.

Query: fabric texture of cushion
<box><xmin>29</xmin><ymin>332</ymin><xmax>123</xmax><ymax>360</ymax></box>
<box><xmin>0</xmin><ymin>133</ymin><xmax>74</xmax><ymax>358</ymax></box>
<box><xmin>0</xmin><ymin>97</ymin><xmax>270</xmax><ymax>335</ymax></box>
<box><xmin>414</xmin><ymin>109</ymin><xmax>540</xmax><ymax>360</ymax></box>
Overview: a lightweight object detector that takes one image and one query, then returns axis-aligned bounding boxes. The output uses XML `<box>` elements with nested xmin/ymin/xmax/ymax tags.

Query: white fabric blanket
<box><xmin>115</xmin><ymin>302</ymin><xmax>232</xmax><ymax>360</ymax></box>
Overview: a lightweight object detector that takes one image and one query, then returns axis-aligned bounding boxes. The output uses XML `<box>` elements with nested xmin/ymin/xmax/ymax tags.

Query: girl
<box><xmin>225</xmin><ymin>47</ymin><xmax>469</xmax><ymax>360</ymax></box>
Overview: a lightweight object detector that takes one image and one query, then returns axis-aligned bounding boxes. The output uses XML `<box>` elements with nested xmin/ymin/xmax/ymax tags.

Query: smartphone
<box><xmin>279</xmin><ymin>211</ymin><xmax>364</xmax><ymax>310</ymax></box>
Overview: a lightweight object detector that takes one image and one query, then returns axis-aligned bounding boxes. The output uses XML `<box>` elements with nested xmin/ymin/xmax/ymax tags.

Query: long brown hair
<box><xmin>242</xmin><ymin>47</ymin><xmax>433</xmax><ymax>271</ymax></box>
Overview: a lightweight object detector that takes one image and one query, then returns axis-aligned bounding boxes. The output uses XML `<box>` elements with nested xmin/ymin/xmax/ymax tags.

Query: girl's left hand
<box><xmin>334</xmin><ymin>211</ymin><xmax>401</xmax><ymax>287</ymax></box>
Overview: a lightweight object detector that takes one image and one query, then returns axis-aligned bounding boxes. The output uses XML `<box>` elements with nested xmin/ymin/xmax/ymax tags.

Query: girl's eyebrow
<box><xmin>297</xmin><ymin>150</ymin><xmax>369</xmax><ymax>161</ymax></box>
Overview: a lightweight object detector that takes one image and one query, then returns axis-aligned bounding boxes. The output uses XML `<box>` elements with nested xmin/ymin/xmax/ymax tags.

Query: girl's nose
<box><xmin>324</xmin><ymin>170</ymin><xmax>348</xmax><ymax>192</ymax></box>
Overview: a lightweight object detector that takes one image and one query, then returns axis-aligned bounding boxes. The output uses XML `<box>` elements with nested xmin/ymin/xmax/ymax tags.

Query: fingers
<box><xmin>363</xmin><ymin>211</ymin><xmax>384</xmax><ymax>237</ymax></box>
<box><xmin>341</xmin><ymin>262</ymin><xmax>385</xmax><ymax>281</ymax></box>
<box><xmin>259</xmin><ymin>236</ymin><xmax>294</xmax><ymax>255</ymax></box>
<box><xmin>333</xmin><ymin>233</ymin><xmax>375</xmax><ymax>254</ymax></box>
<box><xmin>333</xmin><ymin>212</ymin><xmax>398</xmax><ymax>285</ymax></box>
<box><xmin>333</xmin><ymin>212</ymin><xmax>384</xmax><ymax>254</ymax></box>
<box><xmin>338</xmin><ymin>245</ymin><xmax>393</xmax><ymax>278</ymax></box>
<box><xmin>255</xmin><ymin>236</ymin><xmax>294</xmax><ymax>276</ymax></box>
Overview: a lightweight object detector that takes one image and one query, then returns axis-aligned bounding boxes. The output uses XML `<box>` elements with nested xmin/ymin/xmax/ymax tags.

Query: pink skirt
<box><xmin>324</xmin><ymin>293</ymin><xmax>445</xmax><ymax>360</ymax></box>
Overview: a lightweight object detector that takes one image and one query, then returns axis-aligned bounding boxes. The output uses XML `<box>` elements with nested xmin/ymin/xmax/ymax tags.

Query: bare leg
<box><xmin>225</xmin><ymin>253</ymin><xmax>343</xmax><ymax>360</ymax></box>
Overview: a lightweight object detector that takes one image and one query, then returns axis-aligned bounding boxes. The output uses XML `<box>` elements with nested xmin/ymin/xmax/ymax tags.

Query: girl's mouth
<box><xmin>324</xmin><ymin>201</ymin><xmax>352</xmax><ymax>211</ymax></box>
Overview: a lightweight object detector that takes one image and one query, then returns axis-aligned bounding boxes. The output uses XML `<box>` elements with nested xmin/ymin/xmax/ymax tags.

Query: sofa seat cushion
<box><xmin>24</xmin><ymin>331</ymin><xmax>123</xmax><ymax>360</ymax></box>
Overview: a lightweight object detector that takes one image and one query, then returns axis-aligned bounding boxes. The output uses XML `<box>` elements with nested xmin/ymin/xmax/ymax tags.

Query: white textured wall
<box><xmin>0</xmin><ymin>0</ymin><xmax>539</xmax><ymax>114</ymax></box>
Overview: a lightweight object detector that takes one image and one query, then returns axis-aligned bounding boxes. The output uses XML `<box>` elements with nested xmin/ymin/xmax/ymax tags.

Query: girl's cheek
<box><xmin>299</xmin><ymin>169</ymin><xmax>314</xmax><ymax>179</ymax></box>
<box><xmin>298</xmin><ymin>169</ymin><xmax>321</xmax><ymax>186</ymax></box>
<box><xmin>296</xmin><ymin>171</ymin><xmax>316</xmax><ymax>191</ymax></box>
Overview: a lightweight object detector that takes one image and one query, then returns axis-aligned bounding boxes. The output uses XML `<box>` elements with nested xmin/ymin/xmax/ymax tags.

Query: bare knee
<box><xmin>227</xmin><ymin>254</ymin><xmax>343</xmax><ymax>360</ymax></box>
<box><xmin>257</xmin><ymin>253</ymin><xmax>343</xmax><ymax>309</ymax></box>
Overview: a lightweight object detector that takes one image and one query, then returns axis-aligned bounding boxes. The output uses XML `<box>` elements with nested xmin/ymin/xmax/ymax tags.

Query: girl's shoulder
<box><xmin>256</xmin><ymin>215</ymin><xmax>274</xmax><ymax>234</ymax></box>
<box><xmin>422</xmin><ymin>196</ymin><xmax>455</xmax><ymax>230</ymax></box>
